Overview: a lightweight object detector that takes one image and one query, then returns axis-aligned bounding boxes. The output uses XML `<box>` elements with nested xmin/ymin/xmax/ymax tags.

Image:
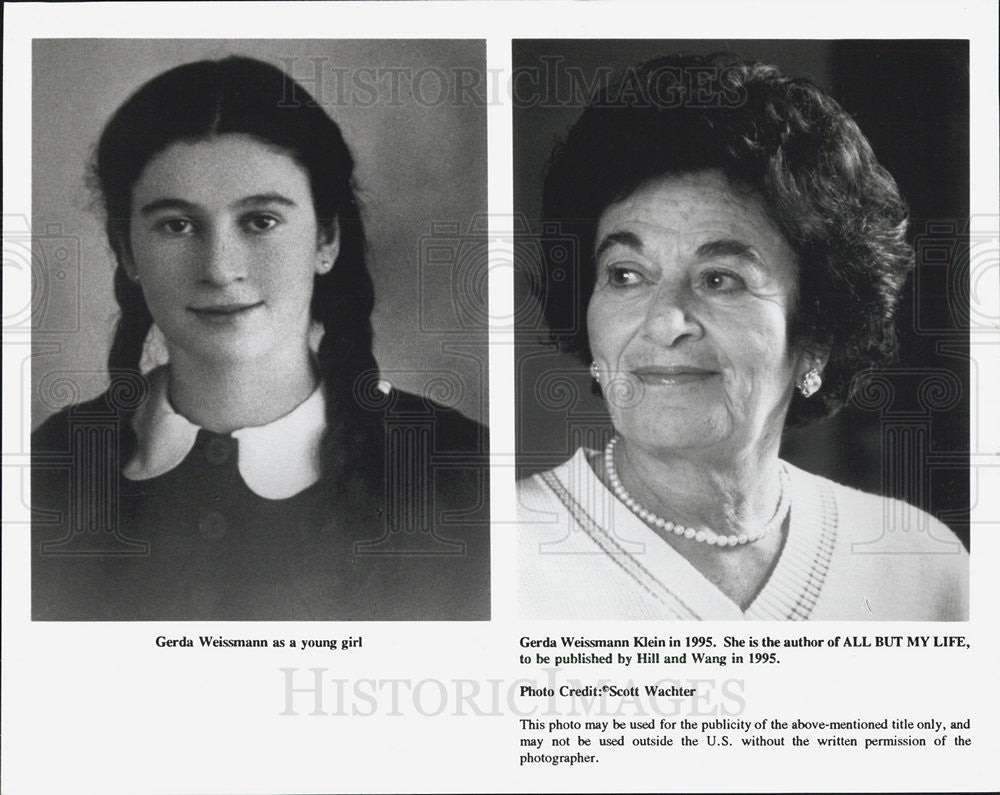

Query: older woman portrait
<box><xmin>516</xmin><ymin>47</ymin><xmax>968</xmax><ymax>620</ymax></box>
<box><xmin>31</xmin><ymin>43</ymin><xmax>489</xmax><ymax>621</ymax></box>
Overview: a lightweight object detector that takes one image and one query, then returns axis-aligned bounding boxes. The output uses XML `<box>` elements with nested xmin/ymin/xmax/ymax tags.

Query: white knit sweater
<box><xmin>518</xmin><ymin>448</ymin><xmax>968</xmax><ymax>620</ymax></box>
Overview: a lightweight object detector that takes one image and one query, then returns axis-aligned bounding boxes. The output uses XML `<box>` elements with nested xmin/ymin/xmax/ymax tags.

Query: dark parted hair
<box><xmin>96</xmin><ymin>55</ymin><xmax>383</xmax><ymax>491</ymax></box>
<box><xmin>537</xmin><ymin>52</ymin><xmax>914</xmax><ymax>426</ymax></box>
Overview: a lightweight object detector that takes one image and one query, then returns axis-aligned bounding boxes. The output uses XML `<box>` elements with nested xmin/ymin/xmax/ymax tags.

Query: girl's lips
<box><xmin>188</xmin><ymin>302</ymin><xmax>263</xmax><ymax>316</ymax></box>
<box><xmin>188</xmin><ymin>302</ymin><xmax>264</xmax><ymax>322</ymax></box>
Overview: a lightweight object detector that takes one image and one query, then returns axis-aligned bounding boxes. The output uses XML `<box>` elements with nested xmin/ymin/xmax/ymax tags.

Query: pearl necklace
<box><xmin>604</xmin><ymin>436</ymin><xmax>790</xmax><ymax>547</ymax></box>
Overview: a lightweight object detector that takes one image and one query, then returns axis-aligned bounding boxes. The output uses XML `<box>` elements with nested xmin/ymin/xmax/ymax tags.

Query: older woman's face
<box><xmin>588</xmin><ymin>170</ymin><xmax>807</xmax><ymax>459</ymax></box>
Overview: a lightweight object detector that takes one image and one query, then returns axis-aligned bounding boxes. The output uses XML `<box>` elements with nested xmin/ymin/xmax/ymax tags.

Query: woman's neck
<box><xmin>165</xmin><ymin>349</ymin><xmax>318</xmax><ymax>433</ymax></box>
<box><xmin>605</xmin><ymin>437</ymin><xmax>785</xmax><ymax>539</ymax></box>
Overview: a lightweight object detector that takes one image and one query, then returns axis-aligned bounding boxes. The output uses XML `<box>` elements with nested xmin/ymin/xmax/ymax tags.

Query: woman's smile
<box><xmin>630</xmin><ymin>365</ymin><xmax>719</xmax><ymax>386</ymax></box>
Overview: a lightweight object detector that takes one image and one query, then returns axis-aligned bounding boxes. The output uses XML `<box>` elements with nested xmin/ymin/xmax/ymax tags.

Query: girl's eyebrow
<box><xmin>139</xmin><ymin>193</ymin><xmax>298</xmax><ymax>216</ymax></box>
<box><xmin>232</xmin><ymin>193</ymin><xmax>297</xmax><ymax>209</ymax></box>
<box><xmin>139</xmin><ymin>197</ymin><xmax>198</xmax><ymax>216</ymax></box>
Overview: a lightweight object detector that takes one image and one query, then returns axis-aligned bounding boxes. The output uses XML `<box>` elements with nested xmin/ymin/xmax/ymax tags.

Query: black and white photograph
<box><xmin>515</xmin><ymin>40</ymin><xmax>970</xmax><ymax>620</ymax></box>
<box><xmin>28</xmin><ymin>39</ymin><xmax>490</xmax><ymax>621</ymax></box>
<box><xmin>2</xmin><ymin>3</ymin><xmax>997</xmax><ymax>795</ymax></box>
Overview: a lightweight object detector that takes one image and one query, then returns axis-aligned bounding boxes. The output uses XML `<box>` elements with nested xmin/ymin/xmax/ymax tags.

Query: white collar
<box><xmin>123</xmin><ymin>366</ymin><xmax>326</xmax><ymax>499</ymax></box>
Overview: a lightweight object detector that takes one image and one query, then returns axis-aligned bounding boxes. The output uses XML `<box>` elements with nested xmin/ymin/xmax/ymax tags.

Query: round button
<box><xmin>198</xmin><ymin>510</ymin><xmax>229</xmax><ymax>539</ymax></box>
<box><xmin>203</xmin><ymin>436</ymin><xmax>233</xmax><ymax>465</ymax></box>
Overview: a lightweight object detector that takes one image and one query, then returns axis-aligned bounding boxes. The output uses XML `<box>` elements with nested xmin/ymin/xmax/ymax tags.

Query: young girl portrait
<box><xmin>31</xmin><ymin>41</ymin><xmax>489</xmax><ymax>621</ymax></box>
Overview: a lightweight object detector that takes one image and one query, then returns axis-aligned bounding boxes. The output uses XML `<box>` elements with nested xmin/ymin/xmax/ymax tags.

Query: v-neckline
<box><xmin>548</xmin><ymin>448</ymin><xmax>836</xmax><ymax>620</ymax></box>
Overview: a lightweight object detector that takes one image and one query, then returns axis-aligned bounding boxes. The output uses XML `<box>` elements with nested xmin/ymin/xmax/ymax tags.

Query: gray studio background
<box><xmin>514</xmin><ymin>40</ymin><xmax>970</xmax><ymax>546</ymax></box>
<box><xmin>31</xmin><ymin>39</ymin><xmax>488</xmax><ymax>427</ymax></box>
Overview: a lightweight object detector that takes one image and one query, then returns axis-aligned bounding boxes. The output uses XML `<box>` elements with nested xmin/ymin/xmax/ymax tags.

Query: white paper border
<box><xmin>3</xmin><ymin>2</ymin><xmax>998</xmax><ymax>793</ymax></box>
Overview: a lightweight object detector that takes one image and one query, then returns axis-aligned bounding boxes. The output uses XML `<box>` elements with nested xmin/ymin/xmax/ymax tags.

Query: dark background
<box><xmin>514</xmin><ymin>40</ymin><xmax>970</xmax><ymax>549</ymax></box>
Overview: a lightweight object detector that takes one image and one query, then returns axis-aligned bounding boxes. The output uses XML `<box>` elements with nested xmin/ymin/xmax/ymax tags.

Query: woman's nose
<box><xmin>642</xmin><ymin>282</ymin><xmax>703</xmax><ymax>345</ymax></box>
<box><xmin>200</xmin><ymin>229</ymin><xmax>246</xmax><ymax>286</ymax></box>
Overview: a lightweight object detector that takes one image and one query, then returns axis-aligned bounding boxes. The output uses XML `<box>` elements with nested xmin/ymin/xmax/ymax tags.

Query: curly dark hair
<box><xmin>95</xmin><ymin>56</ymin><xmax>383</xmax><ymax>496</ymax></box>
<box><xmin>536</xmin><ymin>52</ymin><xmax>914</xmax><ymax>426</ymax></box>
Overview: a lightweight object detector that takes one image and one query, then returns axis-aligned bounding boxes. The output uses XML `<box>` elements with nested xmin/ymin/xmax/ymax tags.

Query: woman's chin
<box><xmin>615</xmin><ymin>416</ymin><xmax>732</xmax><ymax>455</ymax></box>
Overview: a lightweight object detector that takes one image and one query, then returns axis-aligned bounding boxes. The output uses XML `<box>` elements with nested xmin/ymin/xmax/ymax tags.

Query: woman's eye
<box><xmin>243</xmin><ymin>214</ymin><xmax>279</xmax><ymax>233</ymax></box>
<box><xmin>156</xmin><ymin>218</ymin><xmax>195</xmax><ymax>236</ymax></box>
<box><xmin>606</xmin><ymin>266</ymin><xmax>644</xmax><ymax>287</ymax></box>
<box><xmin>700</xmin><ymin>269</ymin><xmax>745</xmax><ymax>293</ymax></box>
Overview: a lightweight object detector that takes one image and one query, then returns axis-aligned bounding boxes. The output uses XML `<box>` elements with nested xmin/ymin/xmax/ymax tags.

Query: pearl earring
<box><xmin>798</xmin><ymin>367</ymin><xmax>822</xmax><ymax>398</ymax></box>
<box><xmin>590</xmin><ymin>361</ymin><xmax>601</xmax><ymax>384</ymax></box>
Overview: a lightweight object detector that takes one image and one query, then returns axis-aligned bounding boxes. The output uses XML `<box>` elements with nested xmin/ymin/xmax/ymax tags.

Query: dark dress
<box><xmin>31</xmin><ymin>386</ymin><xmax>489</xmax><ymax>621</ymax></box>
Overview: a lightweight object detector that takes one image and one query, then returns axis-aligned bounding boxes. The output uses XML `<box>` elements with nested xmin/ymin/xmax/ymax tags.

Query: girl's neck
<box><xmin>165</xmin><ymin>349</ymin><xmax>318</xmax><ymax>433</ymax></box>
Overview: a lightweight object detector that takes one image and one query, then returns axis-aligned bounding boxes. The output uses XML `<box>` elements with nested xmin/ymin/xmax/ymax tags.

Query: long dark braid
<box><xmin>106</xmin><ymin>263</ymin><xmax>153</xmax><ymax>465</ymax></box>
<box><xmin>312</xmin><ymin>197</ymin><xmax>385</xmax><ymax>501</ymax></box>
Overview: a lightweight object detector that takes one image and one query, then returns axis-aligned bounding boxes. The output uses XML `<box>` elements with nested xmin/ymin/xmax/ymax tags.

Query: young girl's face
<box><xmin>126</xmin><ymin>133</ymin><xmax>335</xmax><ymax>370</ymax></box>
